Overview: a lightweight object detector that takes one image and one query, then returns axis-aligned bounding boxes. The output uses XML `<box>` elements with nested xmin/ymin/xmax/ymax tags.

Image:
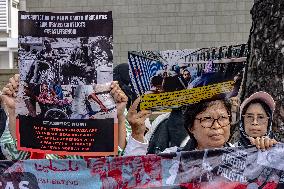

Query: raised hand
<box><xmin>127</xmin><ymin>98</ymin><xmax>151</xmax><ymax>143</ymax></box>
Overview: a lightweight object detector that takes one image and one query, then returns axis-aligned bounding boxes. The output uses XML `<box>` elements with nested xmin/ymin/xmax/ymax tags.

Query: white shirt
<box><xmin>71</xmin><ymin>85</ymin><xmax>94</xmax><ymax>117</ymax></box>
<box><xmin>124</xmin><ymin>135</ymin><xmax>149</xmax><ymax>156</ymax></box>
<box><xmin>124</xmin><ymin>136</ymin><xmax>180</xmax><ymax>156</ymax></box>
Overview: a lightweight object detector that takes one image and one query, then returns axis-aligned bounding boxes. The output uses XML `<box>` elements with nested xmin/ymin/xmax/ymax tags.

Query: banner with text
<box><xmin>0</xmin><ymin>144</ymin><xmax>283</xmax><ymax>188</ymax></box>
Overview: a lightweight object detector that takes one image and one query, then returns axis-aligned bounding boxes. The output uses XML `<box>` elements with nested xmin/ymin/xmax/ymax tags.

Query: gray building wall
<box><xmin>25</xmin><ymin>0</ymin><xmax>253</xmax><ymax>65</ymax></box>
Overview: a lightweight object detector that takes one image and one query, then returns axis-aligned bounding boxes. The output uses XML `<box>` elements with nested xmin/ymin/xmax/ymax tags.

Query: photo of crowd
<box><xmin>146</xmin><ymin>60</ymin><xmax>244</xmax><ymax>95</ymax></box>
<box><xmin>17</xmin><ymin>36</ymin><xmax>115</xmax><ymax>120</ymax></box>
<box><xmin>130</xmin><ymin>45</ymin><xmax>247</xmax><ymax>98</ymax></box>
<box><xmin>19</xmin><ymin>36</ymin><xmax>113</xmax><ymax>85</ymax></box>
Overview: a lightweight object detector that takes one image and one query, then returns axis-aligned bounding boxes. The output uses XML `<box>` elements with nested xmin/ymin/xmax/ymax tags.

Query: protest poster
<box><xmin>16</xmin><ymin>12</ymin><xmax>117</xmax><ymax>156</ymax></box>
<box><xmin>128</xmin><ymin>45</ymin><xmax>248</xmax><ymax>110</ymax></box>
<box><xmin>0</xmin><ymin>144</ymin><xmax>283</xmax><ymax>188</ymax></box>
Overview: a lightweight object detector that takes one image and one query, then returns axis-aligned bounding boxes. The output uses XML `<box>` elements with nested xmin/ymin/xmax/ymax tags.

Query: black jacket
<box><xmin>147</xmin><ymin>109</ymin><xmax>188</xmax><ymax>154</ymax></box>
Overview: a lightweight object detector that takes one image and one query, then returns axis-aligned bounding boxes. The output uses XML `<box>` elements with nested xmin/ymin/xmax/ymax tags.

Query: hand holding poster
<box><xmin>128</xmin><ymin>45</ymin><xmax>247</xmax><ymax>110</ymax></box>
<box><xmin>16</xmin><ymin>12</ymin><xmax>117</xmax><ymax>156</ymax></box>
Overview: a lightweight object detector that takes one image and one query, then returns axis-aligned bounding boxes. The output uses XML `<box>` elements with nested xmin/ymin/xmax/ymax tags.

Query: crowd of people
<box><xmin>147</xmin><ymin>60</ymin><xmax>241</xmax><ymax>95</ymax></box>
<box><xmin>0</xmin><ymin>65</ymin><xmax>280</xmax><ymax>162</ymax></box>
<box><xmin>17</xmin><ymin>36</ymin><xmax>116</xmax><ymax>121</ymax></box>
<box><xmin>147</xmin><ymin>64</ymin><xmax>195</xmax><ymax>94</ymax></box>
<box><xmin>19</xmin><ymin>36</ymin><xmax>113</xmax><ymax>86</ymax></box>
<box><xmin>0</xmin><ymin>69</ymin><xmax>279</xmax><ymax>161</ymax></box>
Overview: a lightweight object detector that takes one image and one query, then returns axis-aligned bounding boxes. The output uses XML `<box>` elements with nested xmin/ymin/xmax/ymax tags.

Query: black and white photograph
<box><xmin>16</xmin><ymin>12</ymin><xmax>115</xmax><ymax>120</ymax></box>
<box><xmin>19</xmin><ymin>36</ymin><xmax>113</xmax><ymax>85</ymax></box>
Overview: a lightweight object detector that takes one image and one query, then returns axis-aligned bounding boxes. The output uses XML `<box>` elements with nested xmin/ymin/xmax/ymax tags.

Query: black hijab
<box><xmin>113</xmin><ymin>63</ymin><xmax>136</xmax><ymax>110</ymax></box>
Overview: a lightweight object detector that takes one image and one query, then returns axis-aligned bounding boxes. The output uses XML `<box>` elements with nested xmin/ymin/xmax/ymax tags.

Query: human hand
<box><xmin>110</xmin><ymin>81</ymin><xmax>128</xmax><ymax>118</ymax></box>
<box><xmin>1</xmin><ymin>74</ymin><xmax>19</xmax><ymax>112</ymax></box>
<box><xmin>127</xmin><ymin>98</ymin><xmax>151</xmax><ymax>143</ymax></box>
<box><xmin>249</xmin><ymin>136</ymin><xmax>278</xmax><ymax>150</ymax></box>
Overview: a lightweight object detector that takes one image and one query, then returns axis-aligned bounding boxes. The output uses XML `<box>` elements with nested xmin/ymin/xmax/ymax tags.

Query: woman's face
<box><xmin>190</xmin><ymin>100</ymin><xmax>231</xmax><ymax>150</ymax></box>
<box><xmin>243</xmin><ymin>103</ymin><xmax>269</xmax><ymax>138</ymax></box>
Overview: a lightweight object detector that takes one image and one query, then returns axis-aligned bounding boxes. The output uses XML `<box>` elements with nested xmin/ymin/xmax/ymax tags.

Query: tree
<box><xmin>241</xmin><ymin>0</ymin><xmax>284</xmax><ymax>141</ymax></box>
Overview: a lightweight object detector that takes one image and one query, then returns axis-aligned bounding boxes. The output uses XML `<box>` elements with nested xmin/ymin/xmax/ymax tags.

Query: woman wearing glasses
<box><xmin>125</xmin><ymin>98</ymin><xmax>234</xmax><ymax>155</ymax></box>
<box><xmin>125</xmin><ymin>94</ymin><xmax>276</xmax><ymax>156</ymax></box>
<box><xmin>181</xmin><ymin>99</ymin><xmax>233</xmax><ymax>151</ymax></box>
<box><xmin>236</xmin><ymin>91</ymin><xmax>278</xmax><ymax>148</ymax></box>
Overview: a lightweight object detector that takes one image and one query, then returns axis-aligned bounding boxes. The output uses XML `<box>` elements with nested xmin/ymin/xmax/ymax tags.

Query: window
<box><xmin>0</xmin><ymin>0</ymin><xmax>7</xmax><ymax>31</ymax></box>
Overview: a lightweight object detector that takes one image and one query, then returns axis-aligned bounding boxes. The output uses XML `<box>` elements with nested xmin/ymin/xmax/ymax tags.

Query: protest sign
<box><xmin>16</xmin><ymin>12</ymin><xmax>117</xmax><ymax>156</ymax></box>
<box><xmin>0</xmin><ymin>144</ymin><xmax>283</xmax><ymax>188</ymax></box>
<box><xmin>128</xmin><ymin>45</ymin><xmax>248</xmax><ymax>110</ymax></box>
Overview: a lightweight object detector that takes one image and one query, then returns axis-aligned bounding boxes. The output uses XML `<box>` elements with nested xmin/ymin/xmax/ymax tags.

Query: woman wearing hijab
<box><xmin>113</xmin><ymin>63</ymin><xmax>137</xmax><ymax>110</ymax></box>
<box><xmin>236</xmin><ymin>91</ymin><xmax>278</xmax><ymax>148</ymax></box>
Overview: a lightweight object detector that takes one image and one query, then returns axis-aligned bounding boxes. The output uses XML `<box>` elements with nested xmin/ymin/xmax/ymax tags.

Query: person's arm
<box><xmin>123</xmin><ymin>98</ymin><xmax>151</xmax><ymax>156</ymax></box>
<box><xmin>0</xmin><ymin>74</ymin><xmax>30</xmax><ymax>160</ymax></box>
<box><xmin>110</xmin><ymin>81</ymin><xmax>128</xmax><ymax>151</ymax></box>
<box><xmin>88</xmin><ymin>93</ymin><xmax>108</xmax><ymax>112</ymax></box>
<box><xmin>83</xmin><ymin>85</ymin><xmax>106</xmax><ymax>113</ymax></box>
<box><xmin>0</xmin><ymin>120</ymin><xmax>30</xmax><ymax>160</ymax></box>
<box><xmin>86</xmin><ymin>85</ymin><xmax>108</xmax><ymax>113</ymax></box>
<box><xmin>1</xmin><ymin>74</ymin><xmax>18</xmax><ymax>140</ymax></box>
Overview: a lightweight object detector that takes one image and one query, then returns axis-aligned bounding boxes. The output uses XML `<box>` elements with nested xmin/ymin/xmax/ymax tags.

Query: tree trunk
<box><xmin>242</xmin><ymin>0</ymin><xmax>284</xmax><ymax>141</ymax></box>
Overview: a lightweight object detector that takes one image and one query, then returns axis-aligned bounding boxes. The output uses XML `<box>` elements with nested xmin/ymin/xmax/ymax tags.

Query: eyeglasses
<box><xmin>242</xmin><ymin>114</ymin><xmax>269</xmax><ymax>125</ymax></box>
<box><xmin>195</xmin><ymin>115</ymin><xmax>230</xmax><ymax>128</ymax></box>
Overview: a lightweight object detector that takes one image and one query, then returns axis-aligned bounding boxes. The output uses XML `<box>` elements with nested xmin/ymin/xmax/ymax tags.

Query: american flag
<box><xmin>128</xmin><ymin>52</ymin><xmax>163</xmax><ymax>96</ymax></box>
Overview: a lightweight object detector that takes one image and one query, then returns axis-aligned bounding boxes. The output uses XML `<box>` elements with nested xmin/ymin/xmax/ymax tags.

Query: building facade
<box><xmin>0</xmin><ymin>0</ymin><xmax>254</xmax><ymax>88</ymax></box>
<box><xmin>24</xmin><ymin>0</ymin><xmax>253</xmax><ymax>65</ymax></box>
<box><xmin>0</xmin><ymin>0</ymin><xmax>18</xmax><ymax>69</ymax></box>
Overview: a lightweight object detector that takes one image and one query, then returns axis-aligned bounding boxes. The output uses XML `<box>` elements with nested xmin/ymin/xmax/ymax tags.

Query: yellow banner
<box><xmin>140</xmin><ymin>81</ymin><xmax>235</xmax><ymax>110</ymax></box>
